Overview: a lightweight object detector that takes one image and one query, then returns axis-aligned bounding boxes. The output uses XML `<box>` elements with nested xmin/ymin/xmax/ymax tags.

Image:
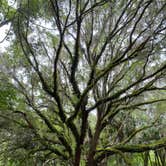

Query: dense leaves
<box><xmin>0</xmin><ymin>0</ymin><xmax>166</xmax><ymax>165</ymax></box>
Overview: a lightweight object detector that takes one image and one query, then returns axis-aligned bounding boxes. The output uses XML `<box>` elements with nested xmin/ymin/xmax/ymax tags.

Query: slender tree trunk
<box><xmin>143</xmin><ymin>151</ymin><xmax>149</xmax><ymax>166</ymax></box>
<box><xmin>74</xmin><ymin>106</ymin><xmax>88</xmax><ymax>166</ymax></box>
<box><xmin>74</xmin><ymin>146</ymin><xmax>82</xmax><ymax>166</ymax></box>
<box><xmin>87</xmin><ymin>114</ymin><xmax>102</xmax><ymax>166</ymax></box>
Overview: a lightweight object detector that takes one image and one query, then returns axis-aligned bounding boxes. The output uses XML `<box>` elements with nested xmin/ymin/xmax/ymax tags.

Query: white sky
<box><xmin>0</xmin><ymin>0</ymin><xmax>16</xmax><ymax>53</ymax></box>
<box><xmin>0</xmin><ymin>24</ymin><xmax>10</xmax><ymax>52</ymax></box>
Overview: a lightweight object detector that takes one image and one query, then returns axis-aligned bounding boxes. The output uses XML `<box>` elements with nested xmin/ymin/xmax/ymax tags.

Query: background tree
<box><xmin>0</xmin><ymin>0</ymin><xmax>166</xmax><ymax>165</ymax></box>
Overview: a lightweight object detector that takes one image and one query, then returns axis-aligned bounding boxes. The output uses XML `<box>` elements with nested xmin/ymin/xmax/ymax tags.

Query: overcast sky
<box><xmin>0</xmin><ymin>24</ymin><xmax>10</xmax><ymax>52</ymax></box>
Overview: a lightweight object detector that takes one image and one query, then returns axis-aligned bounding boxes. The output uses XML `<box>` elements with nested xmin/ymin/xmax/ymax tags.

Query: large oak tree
<box><xmin>0</xmin><ymin>0</ymin><xmax>166</xmax><ymax>165</ymax></box>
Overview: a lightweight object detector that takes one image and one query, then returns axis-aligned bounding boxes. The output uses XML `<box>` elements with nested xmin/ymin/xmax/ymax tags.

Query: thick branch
<box><xmin>96</xmin><ymin>137</ymin><xmax>166</xmax><ymax>162</ymax></box>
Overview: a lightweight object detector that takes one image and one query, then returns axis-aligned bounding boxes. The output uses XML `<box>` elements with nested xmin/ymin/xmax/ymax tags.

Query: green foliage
<box><xmin>0</xmin><ymin>76</ymin><xmax>16</xmax><ymax>110</ymax></box>
<box><xmin>0</xmin><ymin>0</ymin><xmax>166</xmax><ymax>165</ymax></box>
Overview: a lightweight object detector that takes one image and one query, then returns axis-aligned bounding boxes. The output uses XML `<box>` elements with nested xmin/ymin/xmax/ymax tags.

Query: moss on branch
<box><xmin>96</xmin><ymin>137</ymin><xmax>166</xmax><ymax>162</ymax></box>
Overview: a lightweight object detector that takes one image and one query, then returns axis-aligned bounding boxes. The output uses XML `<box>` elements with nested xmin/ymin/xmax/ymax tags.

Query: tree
<box><xmin>0</xmin><ymin>0</ymin><xmax>166</xmax><ymax>165</ymax></box>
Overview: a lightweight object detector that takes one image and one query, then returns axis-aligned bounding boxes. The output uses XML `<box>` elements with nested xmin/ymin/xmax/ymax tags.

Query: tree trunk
<box><xmin>87</xmin><ymin>114</ymin><xmax>102</xmax><ymax>166</ymax></box>
<box><xmin>74</xmin><ymin>146</ymin><xmax>81</xmax><ymax>166</ymax></box>
<box><xmin>87</xmin><ymin>155</ymin><xmax>97</xmax><ymax>166</ymax></box>
<box><xmin>143</xmin><ymin>151</ymin><xmax>149</xmax><ymax>166</ymax></box>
